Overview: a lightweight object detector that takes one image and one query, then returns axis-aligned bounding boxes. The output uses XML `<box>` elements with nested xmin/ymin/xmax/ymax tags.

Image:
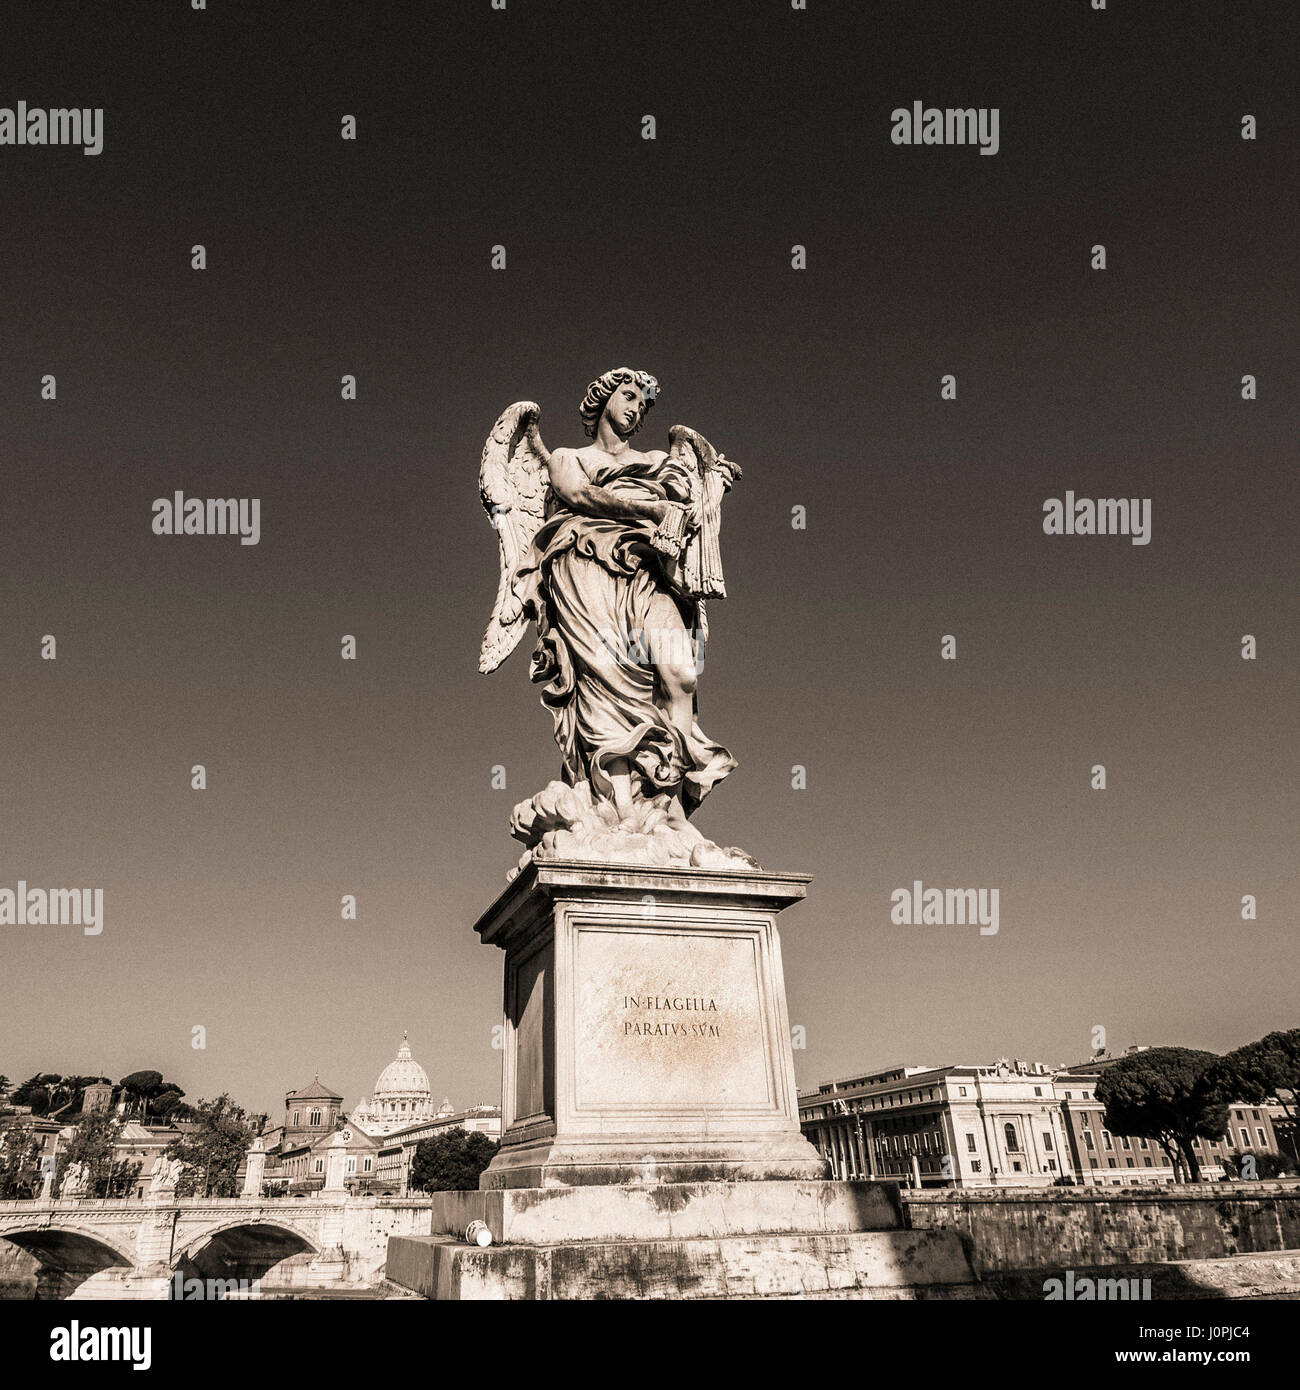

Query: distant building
<box><xmin>260</xmin><ymin>1075</ymin><xmax>344</xmax><ymax>1156</ymax></box>
<box><xmin>81</xmin><ymin>1082</ymin><xmax>114</xmax><ymax>1115</ymax></box>
<box><xmin>372</xmin><ymin>1104</ymin><xmax>502</xmax><ymax>1196</ymax></box>
<box><xmin>257</xmin><ymin>1038</ymin><xmax>499</xmax><ymax>1195</ymax></box>
<box><xmin>799</xmin><ymin>1052</ymin><xmax>1289</xmax><ymax>1188</ymax></box>
<box><xmin>0</xmin><ymin>1114</ymin><xmax>65</xmax><ymax>1194</ymax></box>
<box><xmin>799</xmin><ymin>1059</ymin><xmax>1069</xmax><ymax>1188</ymax></box>
<box><xmin>351</xmin><ymin>1034</ymin><xmax>438</xmax><ymax>1137</ymax></box>
<box><xmin>111</xmin><ymin>1121</ymin><xmax>196</xmax><ymax>1197</ymax></box>
<box><xmin>259</xmin><ymin>1074</ymin><xmax>346</xmax><ymax>1192</ymax></box>
<box><xmin>273</xmin><ymin>1121</ymin><xmax>382</xmax><ymax>1194</ymax></box>
<box><xmin>0</xmin><ymin>1113</ymin><xmax>195</xmax><ymax>1199</ymax></box>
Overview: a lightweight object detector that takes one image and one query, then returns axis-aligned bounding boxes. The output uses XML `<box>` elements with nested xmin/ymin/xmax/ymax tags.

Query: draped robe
<box><xmin>517</xmin><ymin>450</ymin><xmax>736</xmax><ymax>815</ymax></box>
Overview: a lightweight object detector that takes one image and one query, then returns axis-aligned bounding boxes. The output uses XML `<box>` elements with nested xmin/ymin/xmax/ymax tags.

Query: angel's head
<box><xmin>580</xmin><ymin>367</ymin><xmax>659</xmax><ymax>440</ymax></box>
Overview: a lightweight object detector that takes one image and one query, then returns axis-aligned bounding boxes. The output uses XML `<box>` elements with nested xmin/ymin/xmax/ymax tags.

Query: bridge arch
<box><xmin>172</xmin><ymin>1219</ymin><xmax>318</xmax><ymax>1298</ymax></box>
<box><xmin>0</xmin><ymin>1223</ymin><xmax>136</xmax><ymax>1300</ymax></box>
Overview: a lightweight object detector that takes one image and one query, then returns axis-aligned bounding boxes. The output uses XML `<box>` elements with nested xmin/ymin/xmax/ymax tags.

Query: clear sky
<box><xmin>1</xmin><ymin>1</ymin><xmax>1295</xmax><ymax>1120</ymax></box>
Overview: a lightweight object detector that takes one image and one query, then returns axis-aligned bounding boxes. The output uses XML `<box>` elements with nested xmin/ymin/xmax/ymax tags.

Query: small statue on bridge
<box><xmin>58</xmin><ymin>1161</ymin><xmax>88</xmax><ymax>1199</ymax></box>
<box><xmin>146</xmin><ymin>1154</ymin><xmax>184</xmax><ymax>1197</ymax></box>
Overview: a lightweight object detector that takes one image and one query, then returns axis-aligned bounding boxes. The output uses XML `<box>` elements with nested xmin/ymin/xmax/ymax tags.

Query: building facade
<box><xmin>800</xmin><ymin>1060</ymin><xmax>1070</xmax><ymax>1188</ymax></box>
<box><xmin>800</xmin><ymin>1052</ymin><xmax>1289</xmax><ymax>1188</ymax></box>
<box><xmin>372</xmin><ymin>1105</ymin><xmax>503</xmax><ymax>1196</ymax></box>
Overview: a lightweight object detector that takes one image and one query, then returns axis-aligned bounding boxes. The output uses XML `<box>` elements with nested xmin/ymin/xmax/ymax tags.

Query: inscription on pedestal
<box><xmin>621</xmin><ymin>994</ymin><xmax>721</xmax><ymax>1038</ymax></box>
<box><xmin>573</xmin><ymin>926</ymin><xmax>774</xmax><ymax>1112</ymax></box>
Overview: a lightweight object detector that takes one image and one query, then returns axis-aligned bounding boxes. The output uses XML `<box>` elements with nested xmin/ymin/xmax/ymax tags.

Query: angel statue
<box><xmin>59</xmin><ymin>1161</ymin><xmax>88</xmax><ymax>1199</ymax></box>
<box><xmin>479</xmin><ymin>366</ymin><xmax>758</xmax><ymax>872</ymax></box>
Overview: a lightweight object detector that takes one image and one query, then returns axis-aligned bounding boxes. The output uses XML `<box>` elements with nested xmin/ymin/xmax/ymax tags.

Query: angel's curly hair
<box><xmin>579</xmin><ymin>367</ymin><xmax>660</xmax><ymax>439</ymax></box>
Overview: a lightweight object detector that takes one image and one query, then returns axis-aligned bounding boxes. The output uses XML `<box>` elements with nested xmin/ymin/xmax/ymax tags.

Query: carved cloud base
<box><xmin>507</xmin><ymin>780</ymin><xmax>761</xmax><ymax>879</ymax></box>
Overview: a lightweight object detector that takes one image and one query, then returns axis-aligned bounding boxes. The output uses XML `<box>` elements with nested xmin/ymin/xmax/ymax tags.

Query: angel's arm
<box><xmin>548</xmin><ymin>448</ymin><xmax>672</xmax><ymax>523</ymax></box>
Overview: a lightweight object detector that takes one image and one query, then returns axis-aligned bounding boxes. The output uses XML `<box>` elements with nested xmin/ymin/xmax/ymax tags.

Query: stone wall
<box><xmin>341</xmin><ymin>1198</ymin><xmax>433</xmax><ymax>1281</ymax></box>
<box><xmin>901</xmin><ymin>1181</ymin><xmax>1300</xmax><ymax>1273</ymax></box>
<box><xmin>0</xmin><ymin>1241</ymin><xmax>38</xmax><ymax>1299</ymax></box>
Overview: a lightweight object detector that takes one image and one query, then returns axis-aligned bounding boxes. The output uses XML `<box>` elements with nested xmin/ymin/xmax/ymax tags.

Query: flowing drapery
<box><xmin>516</xmin><ymin>455</ymin><xmax>735</xmax><ymax>815</ymax></box>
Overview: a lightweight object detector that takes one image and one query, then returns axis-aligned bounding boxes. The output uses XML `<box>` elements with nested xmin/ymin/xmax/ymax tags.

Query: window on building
<box><xmin>1004</xmin><ymin>1123</ymin><xmax>1019</xmax><ymax>1152</ymax></box>
<box><xmin>1143</xmin><ymin>1157</ymin><xmax>1152</xmax><ymax>1167</ymax></box>
<box><xmin>310</xmin><ymin>1109</ymin><xmax>322</xmax><ymax>1126</ymax></box>
<box><xmin>959</xmin><ymin>1087</ymin><xmax>967</xmax><ymax>1097</ymax></box>
<box><xmin>1121</xmin><ymin>1135</ymin><xmax>1131</xmax><ymax>1150</ymax></box>
<box><xmin>1034</xmin><ymin>1087</ymin><xmax>1042</xmax><ymax>1097</ymax></box>
<box><xmin>1103</xmin><ymin>1132</ymin><xmax>1113</xmax><ymax>1150</ymax></box>
<box><xmin>1107</xmin><ymin>1158</ymin><xmax>1116</xmax><ymax>1168</ymax></box>
<box><xmin>1084</xmin><ymin>1132</ymin><xmax>1095</xmax><ymax>1151</ymax></box>
<box><xmin>1139</xmin><ymin>1138</ymin><xmax>1148</xmax><ymax>1150</ymax></box>
<box><xmin>1047</xmin><ymin>1159</ymin><xmax>1056</xmax><ymax>1171</ymax></box>
<box><xmin>1125</xmin><ymin>1157</ymin><xmax>1134</xmax><ymax>1168</ymax></box>
<box><xmin>1011</xmin><ymin>1160</ymin><xmax>1022</xmax><ymax>1172</ymax></box>
<box><xmin>971</xmin><ymin>1160</ymin><xmax>982</xmax><ymax>1172</ymax></box>
<box><xmin>965</xmin><ymin>1133</ymin><xmax>977</xmax><ymax>1153</ymax></box>
<box><xmin>1239</xmin><ymin>1128</ymin><xmax>1250</xmax><ymax>1147</ymax></box>
<box><xmin>1042</xmin><ymin>1132</ymin><xmax>1054</xmax><ymax>1152</ymax></box>
<box><xmin>293</xmin><ymin>1111</ymin><xmax>300</xmax><ymax>1126</ymax></box>
<box><xmin>346</xmin><ymin>1157</ymin><xmax>356</xmax><ymax>1173</ymax></box>
<box><xmin>364</xmin><ymin>1157</ymin><xmax>372</xmax><ymax>1172</ymax></box>
<box><xmin>314</xmin><ymin>1158</ymin><xmax>324</xmax><ymax>1173</ymax></box>
<box><xmin>1256</xmin><ymin>1128</ymin><xmax>1267</xmax><ymax>1146</ymax></box>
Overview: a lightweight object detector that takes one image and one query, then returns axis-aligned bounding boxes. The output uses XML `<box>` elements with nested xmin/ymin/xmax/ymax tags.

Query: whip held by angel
<box><xmin>478</xmin><ymin>366</ymin><xmax>756</xmax><ymax>871</ymax></box>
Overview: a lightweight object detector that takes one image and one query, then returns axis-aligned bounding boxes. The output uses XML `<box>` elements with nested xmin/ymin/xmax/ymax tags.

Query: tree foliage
<box><xmin>0</xmin><ymin>1127</ymin><xmax>42</xmax><ymax>1199</ymax></box>
<box><xmin>119</xmin><ymin>1070</ymin><xmax>185</xmax><ymax>1121</ymax></box>
<box><xmin>9</xmin><ymin>1073</ymin><xmax>112</xmax><ymax>1118</ymax></box>
<box><xmin>409</xmin><ymin>1129</ymin><xmax>500</xmax><ymax>1193</ymax></box>
<box><xmin>164</xmin><ymin>1094</ymin><xmax>256</xmax><ymax>1198</ymax></box>
<box><xmin>1204</xmin><ymin>1029</ymin><xmax>1300</xmax><ymax>1165</ymax></box>
<box><xmin>1095</xmin><ymin>1047</ymin><xmax>1228</xmax><ymax>1182</ymax></box>
<box><xmin>56</xmin><ymin>1112</ymin><xmax>139</xmax><ymax>1198</ymax></box>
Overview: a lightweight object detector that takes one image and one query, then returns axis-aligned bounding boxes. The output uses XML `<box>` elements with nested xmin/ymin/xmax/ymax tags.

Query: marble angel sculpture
<box><xmin>478</xmin><ymin>366</ymin><xmax>756</xmax><ymax>871</ymax></box>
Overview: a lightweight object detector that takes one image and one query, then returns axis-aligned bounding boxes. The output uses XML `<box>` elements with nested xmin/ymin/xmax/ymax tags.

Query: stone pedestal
<box><xmin>477</xmin><ymin>859</ymin><xmax>829</xmax><ymax>1189</ymax></box>
<box><xmin>241</xmin><ymin>1136</ymin><xmax>266</xmax><ymax>1199</ymax></box>
<box><xmin>386</xmin><ymin>856</ymin><xmax>981</xmax><ymax>1298</ymax></box>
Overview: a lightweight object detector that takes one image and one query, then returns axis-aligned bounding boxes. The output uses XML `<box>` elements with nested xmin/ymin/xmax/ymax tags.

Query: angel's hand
<box><xmin>661</xmin><ymin>499</ymin><xmax>698</xmax><ymax>531</ymax></box>
<box><xmin>713</xmin><ymin>452</ymin><xmax>742</xmax><ymax>484</ymax></box>
<box><xmin>660</xmin><ymin>466</ymin><xmax>694</xmax><ymax>504</ymax></box>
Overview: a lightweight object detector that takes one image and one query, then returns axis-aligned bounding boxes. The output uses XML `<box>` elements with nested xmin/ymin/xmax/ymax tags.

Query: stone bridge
<box><xmin>0</xmin><ymin>1193</ymin><xmax>435</xmax><ymax>1299</ymax></box>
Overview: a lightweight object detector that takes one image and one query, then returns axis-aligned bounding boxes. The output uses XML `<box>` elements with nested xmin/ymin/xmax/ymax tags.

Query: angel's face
<box><xmin>605</xmin><ymin>383</ymin><xmax>646</xmax><ymax>438</ymax></box>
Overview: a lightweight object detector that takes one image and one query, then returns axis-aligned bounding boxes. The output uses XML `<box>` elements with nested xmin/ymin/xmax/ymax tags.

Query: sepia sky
<box><xmin>1</xmin><ymin>1</ymin><xmax>1296</xmax><ymax>1119</ymax></box>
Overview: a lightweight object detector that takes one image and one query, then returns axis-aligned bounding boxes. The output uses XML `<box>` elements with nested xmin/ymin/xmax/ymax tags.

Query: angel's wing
<box><xmin>667</xmin><ymin>424</ymin><xmax>717</xmax><ymax>482</ymax></box>
<box><xmin>478</xmin><ymin>400</ymin><xmax>551</xmax><ymax>674</ymax></box>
